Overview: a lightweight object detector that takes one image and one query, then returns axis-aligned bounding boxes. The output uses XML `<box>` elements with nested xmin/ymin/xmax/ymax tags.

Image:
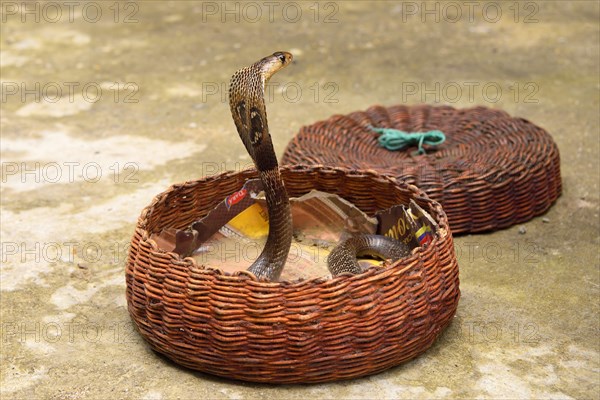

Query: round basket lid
<box><xmin>282</xmin><ymin>104</ymin><xmax>561</xmax><ymax>234</ymax></box>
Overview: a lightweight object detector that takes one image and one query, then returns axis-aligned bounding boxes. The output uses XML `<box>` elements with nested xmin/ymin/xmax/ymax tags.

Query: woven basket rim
<box><xmin>136</xmin><ymin>164</ymin><xmax>450</xmax><ymax>287</ymax></box>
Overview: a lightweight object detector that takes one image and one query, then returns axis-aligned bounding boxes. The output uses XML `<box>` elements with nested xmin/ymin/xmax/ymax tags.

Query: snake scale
<box><xmin>229</xmin><ymin>51</ymin><xmax>410</xmax><ymax>281</ymax></box>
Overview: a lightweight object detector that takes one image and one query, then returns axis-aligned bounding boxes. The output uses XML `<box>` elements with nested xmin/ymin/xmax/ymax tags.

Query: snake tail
<box><xmin>327</xmin><ymin>234</ymin><xmax>411</xmax><ymax>275</ymax></box>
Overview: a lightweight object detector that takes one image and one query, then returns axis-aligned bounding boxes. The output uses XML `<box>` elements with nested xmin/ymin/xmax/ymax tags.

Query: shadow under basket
<box><xmin>125</xmin><ymin>166</ymin><xmax>460</xmax><ymax>384</ymax></box>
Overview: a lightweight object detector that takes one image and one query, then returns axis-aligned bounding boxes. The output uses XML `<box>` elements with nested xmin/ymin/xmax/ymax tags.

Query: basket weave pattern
<box><xmin>126</xmin><ymin>166</ymin><xmax>460</xmax><ymax>383</ymax></box>
<box><xmin>282</xmin><ymin>105</ymin><xmax>562</xmax><ymax>233</ymax></box>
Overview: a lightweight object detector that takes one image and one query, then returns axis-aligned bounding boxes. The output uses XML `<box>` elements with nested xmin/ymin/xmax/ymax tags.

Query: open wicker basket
<box><xmin>282</xmin><ymin>105</ymin><xmax>562</xmax><ymax>234</ymax></box>
<box><xmin>126</xmin><ymin>165</ymin><xmax>460</xmax><ymax>383</ymax></box>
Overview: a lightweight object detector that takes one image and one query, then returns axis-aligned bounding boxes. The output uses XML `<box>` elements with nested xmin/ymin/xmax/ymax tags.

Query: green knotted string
<box><xmin>369</xmin><ymin>126</ymin><xmax>446</xmax><ymax>155</ymax></box>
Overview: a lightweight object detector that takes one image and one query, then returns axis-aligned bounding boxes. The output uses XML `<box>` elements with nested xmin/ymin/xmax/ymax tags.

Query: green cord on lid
<box><xmin>369</xmin><ymin>126</ymin><xmax>446</xmax><ymax>155</ymax></box>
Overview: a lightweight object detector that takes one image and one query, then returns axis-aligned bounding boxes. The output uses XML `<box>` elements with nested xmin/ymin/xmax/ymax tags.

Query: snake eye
<box><xmin>276</xmin><ymin>52</ymin><xmax>287</xmax><ymax>64</ymax></box>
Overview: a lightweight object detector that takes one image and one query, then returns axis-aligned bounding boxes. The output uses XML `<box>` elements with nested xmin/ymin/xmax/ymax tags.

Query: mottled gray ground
<box><xmin>1</xmin><ymin>1</ymin><xmax>599</xmax><ymax>399</ymax></box>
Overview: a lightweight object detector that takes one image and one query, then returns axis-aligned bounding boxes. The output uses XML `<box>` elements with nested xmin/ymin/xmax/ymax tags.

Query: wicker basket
<box><xmin>126</xmin><ymin>165</ymin><xmax>460</xmax><ymax>383</ymax></box>
<box><xmin>282</xmin><ymin>105</ymin><xmax>562</xmax><ymax>234</ymax></box>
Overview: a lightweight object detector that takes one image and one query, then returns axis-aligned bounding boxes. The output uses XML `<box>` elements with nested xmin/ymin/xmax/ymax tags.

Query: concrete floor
<box><xmin>1</xmin><ymin>1</ymin><xmax>599</xmax><ymax>399</ymax></box>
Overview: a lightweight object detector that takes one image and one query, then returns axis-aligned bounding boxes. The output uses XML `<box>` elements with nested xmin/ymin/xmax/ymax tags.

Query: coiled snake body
<box><xmin>229</xmin><ymin>52</ymin><xmax>409</xmax><ymax>281</ymax></box>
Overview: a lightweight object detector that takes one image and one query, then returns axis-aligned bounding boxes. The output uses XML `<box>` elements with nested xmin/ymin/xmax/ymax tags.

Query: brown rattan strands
<box><xmin>281</xmin><ymin>105</ymin><xmax>562</xmax><ymax>234</ymax></box>
<box><xmin>125</xmin><ymin>166</ymin><xmax>460</xmax><ymax>383</ymax></box>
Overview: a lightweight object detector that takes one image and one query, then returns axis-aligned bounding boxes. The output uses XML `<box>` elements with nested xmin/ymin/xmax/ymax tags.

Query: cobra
<box><xmin>229</xmin><ymin>51</ymin><xmax>409</xmax><ymax>281</ymax></box>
